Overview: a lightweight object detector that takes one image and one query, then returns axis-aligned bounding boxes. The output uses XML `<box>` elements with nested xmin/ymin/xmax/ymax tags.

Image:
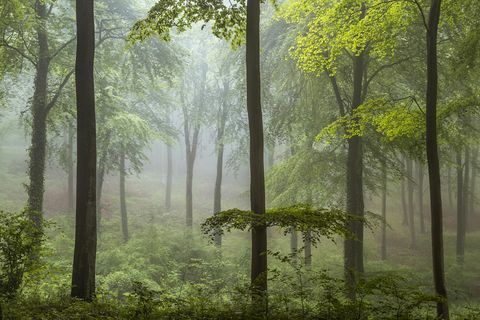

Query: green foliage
<box><xmin>202</xmin><ymin>204</ymin><xmax>379</xmax><ymax>245</ymax></box>
<box><xmin>0</xmin><ymin>210</ymin><xmax>42</xmax><ymax>299</ymax></box>
<box><xmin>130</xmin><ymin>0</ymin><xmax>247</xmax><ymax>48</ymax></box>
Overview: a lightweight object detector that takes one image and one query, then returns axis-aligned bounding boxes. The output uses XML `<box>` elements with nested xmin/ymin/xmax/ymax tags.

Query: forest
<box><xmin>0</xmin><ymin>0</ymin><xmax>479</xmax><ymax>319</ymax></box>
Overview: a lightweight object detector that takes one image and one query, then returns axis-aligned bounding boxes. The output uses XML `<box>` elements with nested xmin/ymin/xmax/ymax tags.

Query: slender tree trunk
<box><xmin>401</xmin><ymin>173</ymin><xmax>408</xmax><ymax>226</ymax></box>
<box><xmin>469</xmin><ymin>148</ymin><xmax>478</xmax><ymax>216</ymax></box>
<box><xmin>381</xmin><ymin>158</ymin><xmax>387</xmax><ymax>260</ymax></box>
<box><xmin>426</xmin><ymin>0</ymin><xmax>449</xmax><ymax>316</ymax></box>
<box><xmin>71</xmin><ymin>0</ymin><xmax>96</xmax><ymax>301</ymax></box>
<box><xmin>456</xmin><ymin>151</ymin><xmax>465</xmax><ymax>263</ymax></box>
<box><xmin>418</xmin><ymin>162</ymin><xmax>426</xmax><ymax>233</ymax></box>
<box><xmin>165</xmin><ymin>144</ymin><xmax>172</xmax><ymax>211</ymax></box>
<box><xmin>27</xmin><ymin>1</ymin><xmax>49</xmax><ymax>229</ymax></box>
<box><xmin>185</xmin><ymin>152</ymin><xmax>194</xmax><ymax>227</ymax></box>
<box><xmin>266</xmin><ymin>143</ymin><xmax>275</xmax><ymax>169</ymax></box>
<box><xmin>67</xmin><ymin>121</ymin><xmax>75</xmax><ymax>213</ymax></box>
<box><xmin>247</xmin><ymin>0</ymin><xmax>267</xmax><ymax>300</ymax></box>
<box><xmin>119</xmin><ymin>148</ymin><xmax>128</xmax><ymax>242</ymax></box>
<box><xmin>96</xmin><ymin>159</ymin><xmax>105</xmax><ymax>229</ymax></box>
<box><xmin>304</xmin><ymin>232</ymin><xmax>312</xmax><ymax>269</ymax></box>
<box><xmin>406</xmin><ymin>158</ymin><xmax>416</xmax><ymax>249</ymax></box>
<box><xmin>344</xmin><ymin>48</ymin><xmax>365</xmax><ymax>299</ymax></box>
<box><xmin>447</xmin><ymin>166</ymin><xmax>453</xmax><ymax>212</ymax></box>
<box><xmin>290</xmin><ymin>228</ymin><xmax>298</xmax><ymax>263</ymax></box>
<box><xmin>213</xmin><ymin>92</ymin><xmax>227</xmax><ymax>247</ymax></box>
<box><xmin>464</xmin><ymin>147</ymin><xmax>470</xmax><ymax>219</ymax></box>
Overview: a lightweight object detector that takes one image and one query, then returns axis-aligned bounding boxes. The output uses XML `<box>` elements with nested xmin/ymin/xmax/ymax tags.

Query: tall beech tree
<box><xmin>425</xmin><ymin>0</ymin><xmax>449</xmax><ymax>317</ymax></box>
<box><xmin>71</xmin><ymin>0</ymin><xmax>97</xmax><ymax>301</ymax></box>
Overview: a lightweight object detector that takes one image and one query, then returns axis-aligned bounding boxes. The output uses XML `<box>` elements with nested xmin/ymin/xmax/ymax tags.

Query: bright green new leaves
<box><xmin>129</xmin><ymin>0</ymin><xmax>247</xmax><ymax>47</ymax></box>
<box><xmin>278</xmin><ymin>0</ymin><xmax>415</xmax><ymax>74</ymax></box>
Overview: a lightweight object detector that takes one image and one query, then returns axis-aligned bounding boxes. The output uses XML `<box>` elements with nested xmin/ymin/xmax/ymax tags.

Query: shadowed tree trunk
<box><xmin>381</xmin><ymin>158</ymin><xmax>387</xmax><ymax>260</ymax></box>
<box><xmin>456</xmin><ymin>151</ymin><xmax>465</xmax><ymax>263</ymax></box>
<box><xmin>27</xmin><ymin>0</ymin><xmax>49</xmax><ymax>228</ymax></box>
<box><xmin>71</xmin><ymin>0</ymin><xmax>96</xmax><ymax>301</ymax></box>
<box><xmin>447</xmin><ymin>166</ymin><xmax>453</xmax><ymax>211</ymax></box>
<box><xmin>67</xmin><ymin>121</ymin><xmax>75</xmax><ymax>213</ymax></box>
<box><xmin>165</xmin><ymin>144</ymin><xmax>173</xmax><ymax>211</ymax></box>
<box><xmin>469</xmin><ymin>148</ymin><xmax>478</xmax><ymax>217</ymax></box>
<box><xmin>119</xmin><ymin>147</ymin><xmax>128</xmax><ymax>242</ymax></box>
<box><xmin>213</xmin><ymin>81</ymin><xmax>229</xmax><ymax>247</ymax></box>
<box><xmin>425</xmin><ymin>0</ymin><xmax>449</xmax><ymax>316</ymax></box>
<box><xmin>464</xmin><ymin>148</ymin><xmax>470</xmax><ymax>219</ymax></box>
<box><xmin>304</xmin><ymin>231</ymin><xmax>312</xmax><ymax>268</ymax></box>
<box><xmin>184</xmin><ymin>124</ymin><xmax>199</xmax><ymax>228</ymax></box>
<box><xmin>401</xmin><ymin>174</ymin><xmax>408</xmax><ymax>226</ymax></box>
<box><xmin>344</xmin><ymin>46</ymin><xmax>366</xmax><ymax>299</ymax></box>
<box><xmin>418</xmin><ymin>162</ymin><xmax>426</xmax><ymax>233</ymax></box>
<box><xmin>247</xmin><ymin>0</ymin><xmax>267</xmax><ymax>300</ymax></box>
<box><xmin>406</xmin><ymin>158</ymin><xmax>416</xmax><ymax>249</ymax></box>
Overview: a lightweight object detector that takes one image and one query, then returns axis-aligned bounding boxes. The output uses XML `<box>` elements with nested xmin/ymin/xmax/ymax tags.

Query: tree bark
<box><xmin>381</xmin><ymin>158</ymin><xmax>387</xmax><ymax>260</ymax></box>
<box><xmin>456</xmin><ymin>151</ymin><xmax>465</xmax><ymax>263</ymax></box>
<box><xmin>469</xmin><ymin>148</ymin><xmax>478</xmax><ymax>217</ymax></box>
<box><xmin>213</xmin><ymin>82</ymin><xmax>228</xmax><ymax>247</ymax></box>
<box><xmin>426</xmin><ymin>0</ymin><xmax>449</xmax><ymax>316</ymax></box>
<box><xmin>304</xmin><ymin>232</ymin><xmax>311</xmax><ymax>269</ymax></box>
<box><xmin>344</xmin><ymin>48</ymin><xmax>365</xmax><ymax>299</ymax></box>
<box><xmin>27</xmin><ymin>0</ymin><xmax>49</xmax><ymax>229</ymax></box>
<box><xmin>165</xmin><ymin>144</ymin><xmax>173</xmax><ymax>211</ymax></box>
<box><xmin>406</xmin><ymin>157</ymin><xmax>416</xmax><ymax>249</ymax></box>
<box><xmin>418</xmin><ymin>162</ymin><xmax>426</xmax><ymax>233</ymax></box>
<box><xmin>464</xmin><ymin>147</ymin><xmax>470</xmax><ymax>218</ymax></box>
<box><xmin>247</xmin><ymin>0</ymin><xmax>267</xmax><ymax>299</ymax></box>
<box><xmin>119</xmin><ymin>148</ymin><xmax>128</xmax><ymax>242</ymax></box>
<box><xmin>67</xmin><ymin>121</ymin><xmax>75</xmax><ymax>213</ymax></box>
<box><xmin>401</xmin><ymin>170</ymin><xmax>409</xmax><ymax>226</ymax></box>
<box><xmin>71</xmin><ymin>0</ymin><xmax>96</xmax><ymax>301</ymax></box>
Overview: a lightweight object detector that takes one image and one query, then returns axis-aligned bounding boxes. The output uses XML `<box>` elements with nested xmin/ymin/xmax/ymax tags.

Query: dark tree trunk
<box><xmin>71</xmin><ymin>0</ymin><xmax>96</xmax><ymax>301</ymax></box>
<box><xmin>447</xmin><ymin>166</ymin><xmax>453</xmax><ymax>211</ymax></box>
<box><xmin>406</xmin><ymin>158</ymin><xmax>416</xmax><ymax>249</ymax></box>
<box><xmin>185</xmin><ymin>144</ymin><xmax>196</xmax><ymax>227</ymax></box>
<box><xmin>96</xmin><ymin>159</ymin><xmax>105</xmax><ymax>229</ymax></box>
<box><xmin>27</xmin><ymin>1</ymin><xmax>49</xmax><ymax>228</ymax></box>
<box><xmin>456</xmin><ymin>151</ymin><xmax>465</xmax><ymax>263</ymax></box>
<box><xmin>344</xmin><ymin>49</ymin><xmax>365</xmax><ymax>299</ymax></box>
<box><xmin>464</xmin><ymin>148</ymin><xmax>470</xmax><ymax>219</ymax></box>
<box><xmin>469</xmin><ymin>148</ymin><xmax>478</xmax><ymax>216</ymax></box>
<box><xmin>290</xmin><ymin>228</ymin><xmax>298</xmax><ymax>263</ymax></box>
<box><xmin>247</xmin><ymin>0</ymin><xmax>267</xmax><ymax>299</ymax></box>
<box><xmin>67</xmin><ymin>121</ymin><xmax>75</xmax><ymax>213</ymax></box>
<box><xmin>426</xmin><ymin>0</ymin><xmax>449</xmax><ymax>316</ymax></box>
<box><xmin>418</xmin><ymin>162</ymin><xmax>426</xmax><ymax>233</ymax></box>
<box><xmin>213</xmin><ymin>83</ymin><xmax>228</xmax><ymax>247</ymax></box>
<box><xmin>381</xmin><ymin>158</ymin><xmax>387</xmax><ymax>260</ymax></box>
<box><xmin>401</xmin><ymin>165</ymin><xmax>409</xmax><ymax>226</ymax></box>
<box><xmin>165</xmin><ymin>144</ymin><xmax>173</xmax><ymax>211</ymax></box>
<box><xmin>119</xmin><ymin>148</ymin><xmax>128</xmax><ymax>242</ymax></box>
<box><xmin>304</xmin><ymin>232</ymin><xmax>311</xmax><ymax>268</ymax></box>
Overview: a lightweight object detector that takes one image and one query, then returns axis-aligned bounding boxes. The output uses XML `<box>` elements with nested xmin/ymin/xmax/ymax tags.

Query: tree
<box><xmin>71</xmin><ymin>0</ymin><xmax>96</xmax><ymax>301</ymax></box>
<box><xmin>425</xmin><ymin>0</ymin><xmax>449</xmax><ymax>317</ymax></box>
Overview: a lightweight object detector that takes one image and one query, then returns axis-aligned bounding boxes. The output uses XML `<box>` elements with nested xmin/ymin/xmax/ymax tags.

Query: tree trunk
<box><xmin>426</xmin><ymin>0</ymin><xmax>449</xmax><ymax>316</ymax></box>
<box><xmin>165</xmin><ymin>144</ymin><xmax>173</xmax><ymax>211</ymax></box>
<box><xmin>185</xmin><ymin>152</ymin><xmax>194</xmax><ymax>227</ymax></box>
<box><xmin>401</xmin><ymin>172</ymin><xmax>408</xmax><ymax>226</ymax></box>
<box><xmin>464</xmin><ymin>147</ymin><xmax>470</xmax><ymax>219</ymax></box>
<box><xmin>469</xmin><ymin>148</ymin><xmax>478</xmax><ymax>216</ymax></box>
<box><xmin>418</xmin><ymin>162</ymin><xmax>426</xmax><ymax>233</ymax></box>
<box><xmin>247</xmin><ymin>0</ymin><xmax>267</xmax><ymax>300</ymax></box>
<box><xmin>290</xmin><ymin>228</ymin><xmax>298</xmax><ymax>264</ymax></box>
<box><xmin>456</xmin><ymin>151</ymin><xmax>465</xmax><ymax>263</ymax></box>
<box><xmin>381</xmin><ymin>158</ymin><xmax>387</xmax><ymax>260</ymax></box>
<box><xmin>344</xmin><ymin>47</ymin><xmax>365</xmax><ymax>299</ymax></box>
<box><xmin>304</xmin><ymin>232</ymin><xmax>311</xmax><ymax>269</ymax></box>
<box><xmin>67</xmin><ymin>121</ymin><xmax>75</xmax><ymax>213</ymax></box>
<box><xmin>27</xmin><ymin>0</ymin><xmax>49</xmax><ymax>229</ymax></box>
<box><xmin>447</xmin><ymin>166</ymin><xmax>453</xmax><ymax>211</ymax></box>
<box><xmin>96</xmin><ymin>159</ymin><xmax>105</xmax><ymax>229</ymax></box>
<box><xmin>213</xmin><ymin>85</ymin><xmax>228</xmax><ymax>247</ymax></box>
<box><xmin>119</xmin><ymin>148</ymin><xmax>128</xmax><ymax>242</ymax></box>
<box><xmin>406</xmin><ymin>157</ymin><xmax>416</xmax><ymax>249</ymax></box>
<box><xmin>71</xmin><ymin>0</ymin><xmax>96</xmax><ymax>301</ymax></box>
